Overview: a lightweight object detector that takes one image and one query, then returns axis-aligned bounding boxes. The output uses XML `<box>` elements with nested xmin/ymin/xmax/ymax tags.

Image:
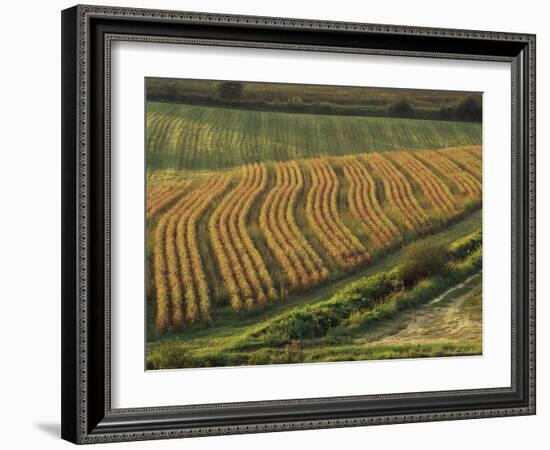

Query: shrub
<box><xmin>262</xmin><ymin>271</ymin><xmax>399</xmax><ymax>340</ymax></box>
<box><xmin>399</xmin><ymin>241</ymin><xmax>448</xmax><ymax>286</ymax></box>
<box><xmin>388</xmin><ymin>97</ymin><xmax>415</xmax><ymax>118</ymax></box>
<box><xmin>253</xmin><ymin>232</ymin><xmax>480</xmax><ymax>344</ymax></box>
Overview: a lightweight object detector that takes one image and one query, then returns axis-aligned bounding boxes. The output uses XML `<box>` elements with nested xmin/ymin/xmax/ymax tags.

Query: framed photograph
<box><xmin>61</xmin><ymin>4</ymin><xmax>536</xmax><ymax>444</ymax></box>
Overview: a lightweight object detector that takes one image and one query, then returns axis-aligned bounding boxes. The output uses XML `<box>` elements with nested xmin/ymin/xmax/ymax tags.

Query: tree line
<box><xmin>147</xmin><ymin>80</ymin><xmax>482</xmax><ymax>123</ymax></box>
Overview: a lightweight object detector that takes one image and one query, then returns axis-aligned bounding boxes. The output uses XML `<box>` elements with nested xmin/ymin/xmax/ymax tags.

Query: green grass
<box><xmin>146</xmin><ymin>102</ymin><xmax>482</xmax><ymax>170</ymax></box>
<box><xmin>146</xmin><ymin>210</ymin><xmax>482</xmax><ymax>369</ymax></box>
<box><xmin>304</xmin><ymin>274</ymin><xmax>482</xmax><ymax>362</ymax></box>
<box><xmin>303</xmin><ymin>340</ymin><xmax>481</xmax><ymax>362</ymax></box>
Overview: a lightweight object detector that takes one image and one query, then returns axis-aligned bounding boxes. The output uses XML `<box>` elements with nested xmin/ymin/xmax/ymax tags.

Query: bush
<box><xmin>253</xmin><ymin>233</ymin><xmax>481</xmax><ymax>344</ymax></box>
<box><xmin>399</xmin><ymin>241</ymin><xmax>448</xmax><ymax>287</ymax></box>
<box><xmin>388</xmin><ymin>97</ymin><xmax>416</xmax><ymax>118</ymax></box>
<box><xmin>262</xmin><ymin>272</ymin><xmax>399</xmax><ymax>340</ymax></box>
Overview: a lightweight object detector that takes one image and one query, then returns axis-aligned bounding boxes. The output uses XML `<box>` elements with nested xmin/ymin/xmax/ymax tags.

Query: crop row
<box><xmin>146</xmin><ymin>180</ymin><xmax>192</xmax><ymax>222</ymax></box>
<box><xmin>414</xmin><ymin>151</ymin><xmax>481</xmax><ymax>197</ymax></box>
<box><xmin>154</xmin><ymin>176</ymin><xmax>230</xmax><ymax>331</ymax></box>
<box><xmin>386</xmin><ymin>152</ymin><xmax>458</xmax><ymax>216</ymax></box>
<box><xmin>151</xmin><ymin>146</ymin><xmax>482</xmax><ymax>330</ymax></box>
<box><xmin>341</xmin><ymin>155</ymin><xmax>401</xmax><ymax>250</ymax></box>
<box><xmin>362</xmin><ymin>153</ymin><xmax>429</xmax><ymax>232</ymax></box>
<box><xmin>305</xmin><ymin>159</ymin><xmax>368</xmax><ymax>268</ymax></box>
<box><xmin>260</xmin><ymin>162</ymin><xmax>329</xmax><ymax>291</ymax></box>
<box><xmin>438</xmin><ymin>146</ymin><xmax>482</xmax><ymax>179</ymax></box>
<box><xmin>209</xmin><ymin>164</ymin><xmax>277</xmax><ymax>314</ymax></box>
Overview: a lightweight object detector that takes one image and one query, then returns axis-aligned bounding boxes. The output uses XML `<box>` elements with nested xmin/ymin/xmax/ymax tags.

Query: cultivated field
<box><xmin>145</xmin><ymin>81</ymin><xmax>483</xmax><ymax>369</ymax></box>
<box><xmin>147</xmin><ymin>146</ymin><xmax>482</xmax><ymax>335</ymax></box>
<box><xmin>146</xmin><ymin>102</ymin><xmax>482</xmax><ymax>170</ymax></box>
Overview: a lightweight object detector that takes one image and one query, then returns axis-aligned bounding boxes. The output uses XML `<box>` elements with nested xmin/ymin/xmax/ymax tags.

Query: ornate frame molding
<box><xmin>61</xmin><ymin>4</ymin><xmax>536</xmax><ymax>444</ymax></box>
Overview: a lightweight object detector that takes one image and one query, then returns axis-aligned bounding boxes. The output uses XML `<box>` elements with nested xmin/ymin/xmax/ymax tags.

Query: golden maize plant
<box><xmin>414</xmin><ymin>151</ymin><xmax>481</xmax><ymax>198</ymax></box>
<box><xmin>386</xmin><ymin>152</ymin><xmax>458</xmax><ymax>216</ymax></box>
<box><xmin>341</xmin><ymin>155</ymin><xmax>401</xmax><ymax>250</ymax></box>
<box><xmin>146</xmin><ymin>180</ymin><xmax>192</xmax><ymax>222</ymax></box>
<box><xmin>284</xmin><ymin>162</ymin><xmax>329</xmax><ymax>284</ymax></box>
<box><xmin>233</xmin><ymin>164</ymin><xmax>277</xmax><ymax>307</ymax></box>
<box><xmin>260</xmin><ymin>164</ymin><xmax>304</xmax><ymax>289</ymax></box>
<box><xmin>210</xmin><ymin>164</ymin><xmax>276</xmax><ymax>313</ymax></box>
<box><xmin>178</xmin><ymin>176</ymin><xmax>231</xmax><ymax>323</ymax></box>
<box><xmin>463</xmin><ymin>146</ymin><xmax>483</xmax><ymax>160</ymax></box>
<box><xmin>363</xmin><ymin>153</ymin><xmax>429</xmax><ymax>232</ymax></box>
<box><xmin>209</xmin><ymin>176</ymin><xmax>252</xmax><ymax>313</ymax></box>
<box><xmin>305</xmin><ymin>159</ymin><xmax>368</xmax><ymax>268</ymax></box>
<box><xmin>154</xmin><ymin>177</ymin><xmax>219</xmax><ymax>331</ymax></box>
<box><xmin>260</xmin><ymin>162</ymin><xmax>328</xmax><ymax>291</ymax></box>
<box><xmin>438</xmin><ymin>146</ymin><xmax>482</xmax><ymax>179</ymax></box>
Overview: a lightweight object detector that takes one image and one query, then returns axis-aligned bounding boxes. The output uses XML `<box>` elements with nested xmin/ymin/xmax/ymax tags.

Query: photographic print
<box><xmin>145</xmin><ymin>78</ymin><xmax>483</xmax><ymax>370</ymax></box>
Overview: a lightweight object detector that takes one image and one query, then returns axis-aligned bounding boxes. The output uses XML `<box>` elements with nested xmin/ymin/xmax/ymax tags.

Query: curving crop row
<box><xmin>176</xmin><ymin>176</ymin><xmax>231</xmax><ymax>323</ymax></box>
<box><xmin>414</xmin><ymin>151</ymin><xmax>481</xmax><ymax>198</ymax></box>
<box><xmin>235</xmin><ymin>164</ymin><xmax>278</xmax><ymax>306</ymax></box>
<box><xmin>260</xmin><ymin>162</ymin><xmax>329</xmax><ymax>291</ymax></box>
<box><xmin>209</xmin><ymin>172</ymin><xmax>252</xmax><ymax>313</ymax></box>
<box><xmin>147</xmin><ymin>180</ymin><xmax>192</xmax><ymax>222</ymax></box>
<box><xmin>210</xmin><ymin>164</ymin><xmax>276</xmax><ymax>313</ymax></box>
<box><xmin>320</xmin><ymin>160</ymin><xmax>368</xmax><ymax>259</ymax></box>
<box><xmin>463</xmin><ymin>146</ymin><xmax>482</xmax><ymax>160</ymax></box>
<box><xmin>285</xmin><ymin>162</ymin><xmax>330</xmax><ymax>283</ymax></box>
<box><xmin>341</xmin><ymin>156</ymin><xmax>401</xmax><ymax>250</ymax></box>
<box><xmin>260</xmin><ymin>164</ymin><xmax>306</xmax><ymax>289</ymax></box>
<box><xmin>305</xmin><ymin>159</ymin><xmax>368</xmax><ymax>267</ymax></box>
<box><xmin>154</xmin><ymin>176</ymin><xmax>226</xmax><ymax>331</ymax></box>
<box><xmin>362</xmin><ymin>153</ymin><xmax>428</xmax><ymax>232</ymax></box>
<box><xmin>385</xmin><ymin>152</ymin><xmax>458</xmax><ymax>216</ymax></box>
<box><xmin>438</xmin><ymin>147</ymin><xmax>482</xmax><ymax>179</ymax></box>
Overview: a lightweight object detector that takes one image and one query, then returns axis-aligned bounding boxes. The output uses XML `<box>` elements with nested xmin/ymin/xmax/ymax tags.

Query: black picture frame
<box><xmin>61</xmin><ymin>4</ymin><xmax>536</xmax><ymax>444</ymax></box>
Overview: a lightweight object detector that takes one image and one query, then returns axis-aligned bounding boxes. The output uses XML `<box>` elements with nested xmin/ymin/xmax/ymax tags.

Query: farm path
<box><xmin>355</xmin><ymin>272</ymin><xmax>482</xmax><ymax>346</ymax></box>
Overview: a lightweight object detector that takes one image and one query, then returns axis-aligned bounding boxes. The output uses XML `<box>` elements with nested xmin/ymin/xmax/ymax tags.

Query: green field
<box><xmin>146</xmin><ymin>102</ymin><xmax>482</xmax><ymax>170</ymax></box>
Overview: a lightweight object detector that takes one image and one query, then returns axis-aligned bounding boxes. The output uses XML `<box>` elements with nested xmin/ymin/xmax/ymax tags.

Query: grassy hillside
<box><xmin>146</xmin><ymin>102</ymin><xmax>482</xmax><ymax>170</ymax></box>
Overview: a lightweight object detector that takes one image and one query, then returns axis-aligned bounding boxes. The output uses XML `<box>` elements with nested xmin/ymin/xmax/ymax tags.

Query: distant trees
<box><xmin>146</xmin><ymin>78</ymin><xmax>482</xmax><ymax>123</ymax></box>
<box><xmin>388</xmin><ymin>97</ymin><xmax>416</xmax><ymax>118</ymax></box>
<box><xmin>385</xmin><ymin>95</ymin><xmax>482</xmax><ymax>122</ymax></box>
<box><xmin>440</xmin><ymin>95</ymin><xmax>482</xmax><ymax>122</ymax></box>
<box><xmin>454</xmin><ymin>96</ymin><xmax>482</xmax><ymax>122</ymax></box>
<box><xmin>216</xmin><ymin>81</ymin><xmax>243</xmax><ymax>101</ymax></box>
